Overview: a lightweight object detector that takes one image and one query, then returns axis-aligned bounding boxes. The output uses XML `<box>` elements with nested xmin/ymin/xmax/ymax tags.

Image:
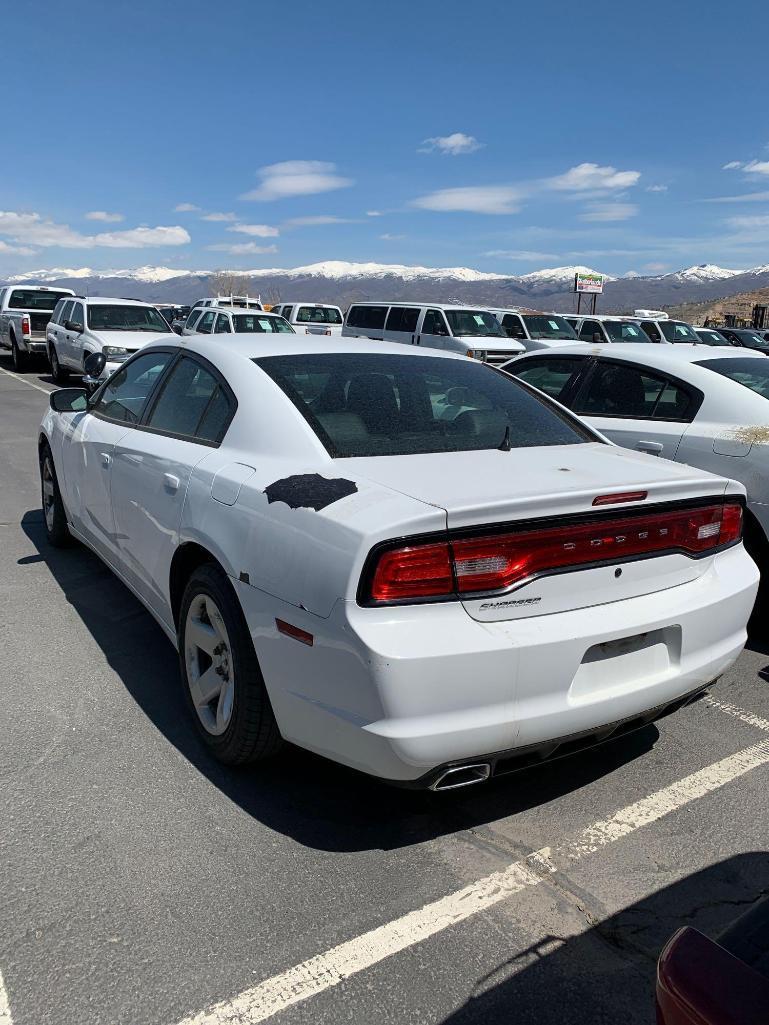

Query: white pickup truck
<box><xmin>0</xmin><ymin>284</ymin><xmax>75</xmax><ymax>370</ymax></box>
<box><xmin>270</xmin><ymin>302</ymin><xmax>344</xmax><ymax>335</ymax></box>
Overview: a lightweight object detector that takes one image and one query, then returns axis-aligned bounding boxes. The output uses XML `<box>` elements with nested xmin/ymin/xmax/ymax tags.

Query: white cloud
<box><xmin>379</xmin><ymin>233</ymin><xmax>405</xmax><ymax>241</ymax></box>
<box><xmin>743</xmin><ymin>160</ymin><xmax>769</xmax><ymax>176</ymax></box>
<box><xmin>704</xmin><ymin>190</ymin><xmax>769</xmax><ymax>203</ymax></box>
<box><xmin>579</xmin><ymin>202</ymin><xmax>638</xmax><ymax>222</ymax></box>
<box><xmin>366</xmin><ymin>210</ymin><xmax>382</xmax><ymax>217</ymax></box>
<box><xmin>284</xmin><ymin>215</ymin><xmax>355</xmax><ymax>226</ymax></box>
<box><xmin>0</xmin><ymin>211</ymin><xmax>190</xmax><ymax>248</ymax></box>
<box><xmin>548</xmin><ymin>163</ymin><xmax>641</xmax><ymax>192</ymax></box>
<box><xmin>207</xmin><ymin>242</ymin><xmax>279</xmax><ymax>254</ymax></box>
<box><xmin>174</xmin><ymin>203</ymin><xmax>200</xmax><ymax>212</ymax></box>
<box><xmin>228</xmin><ymin>223</ymin><xmax>280</xmax><ymax>237</ymax></box>
<box><xmin>483</xmin><ymin>249</ymin><xmax>559</xmax><ymax>261</ymax></box>
<box><xmin>723</xmin><ymin>161</ymin><xmax>743</xmax><ymax>170</ymax></box>
<box><xmin>645</xmin><ymin>185</ymin><xmax>668</xmax><ymax>193</ymax></box>
<box><xmin>725</xmin><ymin>214</ymin><xmax>769</xmax><ymax>229</ymax></box>
<box><xmin>412</xmin><ymin>185</ymin><xmax>522</xmax><ymax>214</ymax></box>
<box><xmin>201</xmin><ymin>211</ymin><xmax>237</xmax><ymax>222</ymax></box>
<box><xmin>85</xmin><ymin>210</ymin><xmax>124</xmax><ymax>222</ymax></box>
<box><xmin>419</xmin><ymin>132</ymin><xmax>484</xmax><ymax>156</ymax></box>
<box><xmin>0</xmin><ymin>240</ymin><xmax>36</xmax><ymax>255</ymax></box>
<box><xmin>241</xmin><ymin>161</ymin><xmax>354</xmax><ymax>201</ymax></box>
<box><xmin>643</xmin><ymin>262</ymin><xmax>669</xmax><ymax>273</ymax></box>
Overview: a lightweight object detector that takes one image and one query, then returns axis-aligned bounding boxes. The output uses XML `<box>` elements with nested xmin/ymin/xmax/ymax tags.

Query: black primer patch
<box><xmin>264</xmin><ymin>474</ymin><xmax>358</xmax><ymax>511</ymax></box>
<box><xmin>239</xmin><ymin>571</ymin><xmax>250</xmax><ymax>584</ymax></box>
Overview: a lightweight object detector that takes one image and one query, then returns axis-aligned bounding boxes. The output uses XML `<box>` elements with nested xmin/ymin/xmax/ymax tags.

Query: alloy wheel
<box><xmin>42</xmin><ymin>456</ymin><xmax>56</xmax><ymax>532</ymax></box>
<box><xmin>184</xmin><ymin>594</ymin><xmax>235</xmax><ymax>736</ymax></box>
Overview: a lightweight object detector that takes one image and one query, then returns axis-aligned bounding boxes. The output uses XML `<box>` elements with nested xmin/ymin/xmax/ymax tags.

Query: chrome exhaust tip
<box><xmin>430</xmin><ymin>763</ymin><xmax>491</xmax><ymax>792</ymax></box>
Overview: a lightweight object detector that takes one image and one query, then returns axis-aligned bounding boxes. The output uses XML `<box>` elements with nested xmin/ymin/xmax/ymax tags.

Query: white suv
<box><xmin>271</xmin><ymin>302</ymin><xmax>344</xmax><ymax>335</ymax></box>
<box><xmin>46</xmin><ymin>296</ymin><xmax>175</xmax><ymax>383</ymax></box>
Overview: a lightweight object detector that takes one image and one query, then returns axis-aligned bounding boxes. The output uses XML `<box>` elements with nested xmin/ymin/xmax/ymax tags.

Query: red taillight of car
<box><xmin>364</xmin><ymin>502</ymin><xmax>742</xmax><ymax>604</ymax></box>
<box><xmin>21</xmin><ymin>315</ymin><xmax>30</xmax><ymax>336</ymax></box>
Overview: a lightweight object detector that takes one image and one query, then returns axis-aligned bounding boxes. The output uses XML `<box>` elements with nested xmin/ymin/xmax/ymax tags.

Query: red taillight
<box><xmin>21</xmin><ymin>316</ymin><xmax>30</xmax><ymax>336</ymax></box>
<box><xmin>593</xmin><ymin>490</ymin><xmax>648</xmax><ymax>506</ymax></box>
<box><xmin>369</xmin><ymin>542</ymin><xmax>453</xmax><ymax>602</ymax></box>
<box><xmin>363</xmin><ymin>502</ymin><xmax>742</xmax><ymax>604</ymax></box>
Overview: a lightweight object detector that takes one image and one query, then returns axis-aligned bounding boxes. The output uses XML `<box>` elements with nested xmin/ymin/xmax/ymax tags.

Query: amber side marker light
<box><xmin>276</xmin><ymin>619</ymin><xmax>314</xmax><ymax>646</ymax></box>
<box><xmin>592</xmin><ymin>491</ymin><xmax>648</xmax><ymax>506</ymax></box>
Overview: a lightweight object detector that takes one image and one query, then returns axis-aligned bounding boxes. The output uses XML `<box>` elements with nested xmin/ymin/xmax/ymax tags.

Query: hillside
<box><xmin>666</xmin><ymin>286</ymin><xmax>769</xmax><ymax>326</ymax></box>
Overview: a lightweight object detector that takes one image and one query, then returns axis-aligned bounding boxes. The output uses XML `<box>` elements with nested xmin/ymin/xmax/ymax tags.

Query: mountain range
<box><xmin>5</xmin><ymin>260</ymin><xmax>769</xmax><ymax>313</ymax></box>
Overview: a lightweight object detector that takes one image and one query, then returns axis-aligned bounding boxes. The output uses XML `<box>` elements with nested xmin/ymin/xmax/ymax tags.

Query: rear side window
<box><xmin>574</xmin><ymin>362</ymin><xmax>697</xmax><ymax>421</ymax></box>
<box><xmin>347</xmin><ymin>305</ymin><xmax>387</xmax><ymax>330</ymax></box>
<box><xmin>145</xmin><ymin>356</ymin><xmax>234</xmax><ymax>443</ymax></box>
<box><xmin>385</xmin><ymin>307</ymin><xmax>420</xmax><ymax>332</ymax></box>
<box><xmin>510</xmin><ymin>357</ymin><xmax>587</xmax><ymax>402</ymax></box>
<box><xmin>255</xmin><ymin>352</ymin><xmax>593</xmax><ymax>458</ymax></box>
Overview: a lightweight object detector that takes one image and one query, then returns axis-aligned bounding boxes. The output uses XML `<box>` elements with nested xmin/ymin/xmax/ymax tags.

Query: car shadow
<box><xmin>23</xmin><ymin>509</ymin><xmax>661</xmax><ymax>854</ymax></box>
<box><xmin>438</xmin><ymin>853</ymin><xmax>769</xmax><ymax>1024</ymax></box>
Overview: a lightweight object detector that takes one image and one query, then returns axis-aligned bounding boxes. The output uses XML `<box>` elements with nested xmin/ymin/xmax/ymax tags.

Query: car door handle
<box><xmin>163</xmin><ymin>473</ymin><xmax>181</xmax><ymax>493</ymax></box>
<box><xmin>636</xmin><ymin>440</ymin><xmax>663</xmax><ymax>455</ymax></box>
<box><xmin>100</xmin><ymin>451</ymin><xmax>111</xmax><ymax>467</ymax></box>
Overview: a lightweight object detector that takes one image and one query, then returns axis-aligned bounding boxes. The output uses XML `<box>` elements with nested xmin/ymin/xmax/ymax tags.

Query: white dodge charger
<box><xmin>39</xmin><ymin>336</ymin><xmax>758</xmax><ymax>789</ymax></box>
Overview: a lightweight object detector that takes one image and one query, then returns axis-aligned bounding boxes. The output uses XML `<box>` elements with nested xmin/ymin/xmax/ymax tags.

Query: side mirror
<box><xmin>49</xmin><ymin>387</ymin><xmax>88</xmax><ymax>413</ymax></box>
<box><xmin>82</xmin><ymin>351</ymin><xmax>107</xmax><ymax>392</ymax></box>
<box><xmin>173</xmin><ymin>323</ymin><xmax>183</xmax><ymax>335</ymax></box>
<box><xmin>64</xmin><ymin>319</ymin><xmax>84</xmax><ymax>333</ymax></box>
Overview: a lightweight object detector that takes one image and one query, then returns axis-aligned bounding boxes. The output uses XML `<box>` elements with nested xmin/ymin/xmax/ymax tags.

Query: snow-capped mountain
<box><xmin>659</xmin><ymin>264</ymin><xmax>744</xmax><ymax>283</ymax></box>
<box><xmin>517</xmin><ymin>265</ymin><xmax>614</xmax><ymax>285</ymax></box>
<box><xmin>8</xmin><ymin>265</ymin><xmax>202</xmax><ymax>284</ymax></box>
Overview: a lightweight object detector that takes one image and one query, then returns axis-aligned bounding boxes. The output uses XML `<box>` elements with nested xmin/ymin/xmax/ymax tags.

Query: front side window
<box><xmin>385</xmin><ymin>307</ymin><xmax>420</xmax><ymax>332</ymax></box>
<box><xmin>214</xmin><ymin>313</ymin><xmax>232</xmax><ymax>334</ymax></box>
<box><xmin>510</xmin><ymin>357</ymin><xmax>587</xmax><ymax>402</ymax></box>
<box><xmin>501</xmin><ymin>314</ymin><xmax>526</xmax><ymax>340</ymax></box>
<box><xmin>444</xmin><ymin>310</ymin><xmax>504</xmax><ymax>338</ymax></box>
<box><xmin>296</xmin><ymin>306</ymin><xmax>343</xmax><ymax>324</ymax></box>
<box><xmin>256</xmin><ymin>352</ymin><xmax>593</xmax><ymax>458</ymax></box>
<box><xmin>7</xmin><ymin>289</ymin><xmax>71</xmax><ymax>311</ymax></box>
<box><xmin>185</xmin><ymin>310</ymin><xmax>203</xmax><ymax>331</ymax></box>
<box><xmin>579</xmin><ymin>320</ymin><xmax>602</xmax><ymax>341</ymax></box>
<box><xmin>232</xmin><ymin>313</ymin><xmax>294</xmax><ymax>333</ymax></box>
<box><xmin>196</xmin><ymin>311</ymin><xmax>216</xmax><ymax>334</ymax></box>
<box><xmin>281</xmin><ymin>306</ymin><xmax>293</xmax><ymax>320</ymax></box>
<box><xmin>421</xmin><ymin>309</ymin><xmax>449</xmax><ymax>336</ymax></box>
<box><xmin>660</xmin><ymin>321</ymin><xmax>699</xmax><ymax>343</ymax></box>
<box><xmin>69</xmin><ymin>302</ymin><xmax>85</xmax><ymax>328</ymax></box>
<box><xmin>641</xmin><ymin>321</ymin><xmax>662</xmax><ymax>342</ymax></box>
<box><xmin>522</xmin><ymin>315</ymin><xmax>579</xmax><ymax>340</ymax></box>
<box><xmin>93</xmin><ymin>351</ymin><xmax>172</xmax><ymax>424</ymax></box>
<box><xmin>58</xmin><ymin>300</ymin><xmax>74</xmax><ymax>325</ymax></box>
<box><xmin>697</xmin><ymin>357</ymin><xmax>769</xmax><ymax>399</ymax></box>
<box><xmin>145</xmin><ymin>356</ymin><xmax>233</xmax><ymax>442</ymax></box>
<box><xmin>575</xmin><ymin>362</ymin><xmax>695</xmax><ymax>421</ymax></box>
<box><xmin>87</xmin><ymin>305</ymin><xmax>169</xmax><ymax>332</ymax></box>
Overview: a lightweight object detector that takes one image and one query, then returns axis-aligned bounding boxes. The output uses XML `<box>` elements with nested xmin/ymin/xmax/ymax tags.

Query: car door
<box><xmin>500</xmin><ymin>313</ymin><xmax>528</xmax><ymax>344</ymax></box>
<box><xmin>384</xmin><ymin>306</ymin><xmax>420</xmax><ymax>346</ymax></box>
<box><xmin>578</xmin><ymin>319</ymin><xmax>604</xmax><ymax>342</ymax></box>
<box><xmin>110</xmin><ymin>353</ymin><xmax>236</xmax><ymax>622</ymax></box>
<box><xmin>507</xmin><ymin>354</ymin><xmax>591</xmax><ymax>405</ymax></box>
<box><xmin>49</xmin><ymin>299</ymin><xmax>72</xmax><ymax>363</ymax></box>
<box><xmin>417</xmin><ymin>308</ymin><xmax>451</xmax><ymax>350</ymax></box>
<box><xmin>64</xmin><ymin>300</ymin><xmax>86</xmax><ymax>369</ymax></box>
<box><xmin>571</xmin><ymin>358</ymin><xmax>701</xmax><ymax>458</ymax></box>
<box><xmin>60</xmin><ymin>349</ymin><xmax>174</xmax><ymax>561</ymax></box>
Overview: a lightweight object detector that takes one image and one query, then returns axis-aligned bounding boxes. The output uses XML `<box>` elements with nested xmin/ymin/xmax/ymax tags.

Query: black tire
<box><xmin>39</xmin><ymin>444</ymin><xmax>71</xmax><ymax>547</ymax></box>
<box><xmin>11</xmin><ymin>336</ymin><xmax>28</xmax><ymax>372</ymax></box>
<box><xmin>178</xmin><ymin>563</ymin><xmax>283</xmax><ymax>764</ymax></box>
<box><xmin>49</xmin><ymin>345</ymin><xmax>69</xmax><ymax>384</ymax></box>
<box><xmin>744</xmin><ymin>514</ymin><xmax>769</xmax><ymax>632</ymax></box>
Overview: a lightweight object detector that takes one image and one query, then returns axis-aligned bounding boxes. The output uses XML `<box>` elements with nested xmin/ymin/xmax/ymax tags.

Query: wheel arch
<box><xmin>169</xmin><ymin>541</ymin><xmax>228</xmax><ymax>631</ymax></box>
<box><xmin>743</xmin><ymin>505</ymin><xmax>769</xmax><ymax>571</ymax></box>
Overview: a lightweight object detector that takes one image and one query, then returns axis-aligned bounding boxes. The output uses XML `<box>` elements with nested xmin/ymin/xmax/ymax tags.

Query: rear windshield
<box><xmin>296</xmin><ymin>306</ymin><xmax>343</xmax><ymax>324</ymax></box>
<box><xmin>88</xmin><ymin>305</ymin><xmax>169</xmax><ymax>332</ymax></box>
<box><xmin>660</xmin><ymin>321</ymin><xmax>699</xmax><ymax>343</ymax></box>
<box><xmin>8</xmin><ymin>289</ymin><xmax>70</xmax><ymax>311</ymax></box>
<box><xmin>255</xmin><ymin>352</ymin><xmax>592</xmax><ymax>457</ymax></box>
<box><xmin>603</xmin><ymin>321</ymin><xmax>650</xmax><ymax>342</ymax></box>
<box><xmin>232</xmin><ymin>314</ymin><xmax>294</xmax><ymax>333</ymax></box>
<box><xmin>522</xmin><ymin>315</ymin><xmax>578</xmax><ymax>340</ymax></box>
<box><xmin>697</xmin><ymin>357</ymin><xmax>769</xmax><ymax>399</ymax></box>
<box><xmin>445</xmin><ymin>310</ymin><xmax>504</xmax><ymax>338</ymax></box>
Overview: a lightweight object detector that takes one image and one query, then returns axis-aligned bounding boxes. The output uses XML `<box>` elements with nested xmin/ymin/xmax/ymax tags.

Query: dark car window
<box><xmin>196</xmin><ymin>311</ymin><xmax>216</xmax><ymax>334</ymax></box>
<box><xmin>385</xmin><ymin>307</ymin><xmax>420</xmax><ymax>332</ymax></box>
<box><xmin>69</xmin><ymin>302</ymin><xmax>85</xmax><ymax>329</ymax></box>
<box><xmin>214</xmin><ymin>313</ymin><xmax>232</xmax><ymax>334</ymax></box>
<box><xmin>58</xmin><ymin>300</ymin><xmax>74</xmax><ymax>325</ymax></box>
<box><xmin>346</xmin><ymin>305</ymin><xmax>387</xmax><ymax>330</ymax></box>
<box><xmin>509</xmin><ymin>357</ymin><xmax>588</xmax><ymax>402</ymax></box>
<box><xmin>145</xmin><ymin>356</ymin><xmax>233</xmax><ymax>443</ymax></box>
<box><xmin>579</xmin><ymin>320</ymin><xmax>602</xmax><ymax>341</ymax></box>
<box><xmin>255</xmin><ymin>352</ymin><xmax>594</xmax><ymax>458</ymax></box>
<box><xmin>421</xmin><ymin>309</ymin><xmax>449</xmax><ymax>336</ymax></box>
<box><xmin>296</xmin><ymin>306</ymin><xmax>343</xmax><ymax>324</ymax></box>
<box><xmin>7</xmin><ymin>289</ymin><xmax>71</xmax><ymax>311</ymax></box>
<box><xmin>87</xmin><ymin>305</ymin><xmax>169</xmax><ymax>332</ymax></box>
<box><xmin>641</xmin><ymin>321</ymin><xmax>662</xmax><ymax>342</ymax></box>
<box><xmin>602</xmin><ymin>321</ymin><xmax>650</xmax><ymax>343</ymax></box>
<box><xmin>501</xmin><ymin>314</ymin><xmax>526</xmax><ymax>340</ymax></box>
<box><xmin>697</xmin><ymin>357</ymin><xmax>769</xmax><ymax>399</ymax></box>
<box><xmin>695</xmin><ymin>329</ymin><xmax>732</xmax><ymax>346</ymax></box>
<box><xmin>93</xmin><ymin>351</ymin><xmax>173</xmax><ymax>424</ymax></box>
<box><xmin>575</xmin><ymin>362</ymin><xmax>696</xmax><ymax>421</ymax></box>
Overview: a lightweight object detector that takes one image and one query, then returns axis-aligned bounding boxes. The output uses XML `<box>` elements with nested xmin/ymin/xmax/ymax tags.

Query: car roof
<box><xmin>211</xmin><ymin>306</ymin><xmax>281</xmax><ymax>315</ymax></box>
<box><xmin>348</xmin><ymin>301</ymin><xmax>497</xmax><ymax>311</ymax></box>
<box><xmin>278</xmin><ymin>301</ymin><xmax>342</xmax><ymax>308</ymax></box>
<box><xmin>80</xmin><ymin>296</ymin><xmax>159</xmax><ymax>307</ymax></box>
<box><xmin>514</xmin><ymin>342</ymin><xmax>763</xmax><ymax>367</ymax></box>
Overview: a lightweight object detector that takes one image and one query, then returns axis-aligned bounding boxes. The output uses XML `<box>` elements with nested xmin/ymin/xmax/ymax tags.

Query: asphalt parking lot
<box><xmin>1</xmin><ymin>354</ymin><xmax>769</xmax><ymax>1025</ymax></box>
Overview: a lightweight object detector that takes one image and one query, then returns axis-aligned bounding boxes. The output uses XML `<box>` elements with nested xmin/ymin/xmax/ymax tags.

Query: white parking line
<box><xmin>706</xmin><ymin>695</ymin><xmax>769</xmax><ymax>733</ymax></box>
<box><xmin>174</xmin><ymin>739</ymin><xmax>769</xmax><ymax>1025</ymax></box>
<box><xmin>0</xmin><ymin>969</ymin><xmax>13</xmax><ymax>1025</ymax></box>
<box><xmin>0</xmin><ymin>366</ymin><xmax>53</xmax><ymax>395</ymax></box>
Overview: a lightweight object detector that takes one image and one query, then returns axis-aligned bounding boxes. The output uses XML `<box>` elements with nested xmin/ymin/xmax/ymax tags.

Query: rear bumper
<box><xmin>19</xmin><ymin>335</ymin><xmax>47</xmax><ymax>353</ymax></box>
<box><xmin>242</xmin><ymin>543</ymin><xmax>758</xmax><ymax>784</ymax></box>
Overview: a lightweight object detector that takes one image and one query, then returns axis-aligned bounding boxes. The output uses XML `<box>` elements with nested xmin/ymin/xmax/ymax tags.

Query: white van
<box><xmin>271</xmin><ymin>302</ymin><xmax>344</xmax><ymax>336</ymax></box>
<box><xmin>488</xmin><ymin>308</ymin><xmax>586</xmax><ymax>350</ymax></box>
<box><xmin>341</xmin><ymin>302</ymin><xmax>525</xmax><ymax>364</ymax></box>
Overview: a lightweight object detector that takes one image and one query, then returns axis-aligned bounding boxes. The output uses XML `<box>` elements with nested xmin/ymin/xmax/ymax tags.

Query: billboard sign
<box><xmin>574</xmin><ymin>271</ymin><xmax>604</xmax><ymax>294</ymax></box>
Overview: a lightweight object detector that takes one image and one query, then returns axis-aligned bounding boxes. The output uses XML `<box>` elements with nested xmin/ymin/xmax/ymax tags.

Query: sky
<box><xmin>4</xmin><ymin>0</ymin><xmax>769</xmax><ymax>279</ymax></box>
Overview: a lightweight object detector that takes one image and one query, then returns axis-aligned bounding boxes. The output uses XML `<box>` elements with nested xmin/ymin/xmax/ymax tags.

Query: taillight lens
<box><xmin>363</xmin><ymin>502</ymin><xmax>742</xmax><ymax>605</ymax></box>
<box><xmin>21</xmin><ymin>316</ymin><xmax>30</xmax><ymax>336</ymax></box>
